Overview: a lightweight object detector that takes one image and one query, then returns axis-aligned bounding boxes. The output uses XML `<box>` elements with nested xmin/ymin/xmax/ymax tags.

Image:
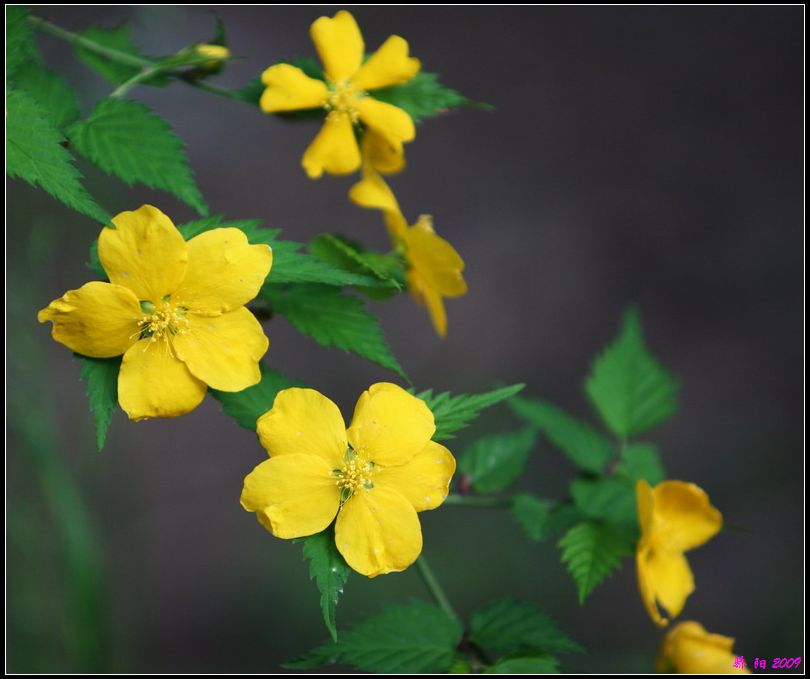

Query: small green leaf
<box><xmin>485</xmin><ymin>655</ymin><xmax>560</xmax><ymax>674</ymax></box>
<box><xmin>570</xmin><ymin>478</ymin><xmax>638</xmax><ymax>527</ymax></box>
<box><xmin>471</xmin><ymin>599</ymin><xmax>583</xmax><ymax>658</ymax></box>
<box><xmin>7</xmin><ymin>90</ymin><xmax>108</xmax><ymax>223</ymax></box>
<box><xmin>74</xmin><ymin>23</ymin><xmax>168</xmax><ymax>86</ymax></box>
<box><xmin>77</xmin><ymin>355</ymin><xmax>121</xmax><ymax>451</ymax></box>
<box><xmin>68</xmin><ymin>98</ymin><xmax>208</xmax><ymax>215</ymax></box>
<box><xmin>510</xmin><ymin>396</ymin><xmax>614</xmax><ymax>473</ymax></box>
<box><xmin>558</xmin><ymin>521</ymin><xmax>635</xmax><ymax>605</ymax></box>
<box><xmin>615</xmin><ymin>443</ymin><xmax>665</xmax><ymax>484</ymax></box>
<box><xmin>262</xmin><ymin>284</ymin><xmax>406</xmax><ymax>380</ymax></box>
<box><xmin>7</xmin><ymin>6</ymin><xmax>41</xmax><ymax>78</ymax></box>
<box><xmin>309</xmin><ymin>234</ymin><xmax>405</xmax><ymax>292</ymax></box>
<box><xmin>13</xmin><ymin>63</ymin><xmax>82</xmax><ymax>130</ymax></box>
<box><xmin>585</xmin><ymin>308</ymin><xmax>679</xmax><ymax>438</ymax></box>
<box><xmin>285</xmin><ymin>601</ymin><xmax>463</xmax><ymax>673</ymax></box>
<box><xmin>511</xmin><ymin>495</ymin><xmax>583</xmax><ymax>543</ymax></box>
<box><xmin>299</xmin><ymin>526</ymin><xmax>351</xmax><ymax>642</ymax></box>
<box><xmin>459</xmin><ymin>429</ymin><xmax>536</xmax><ymax>494</ymax></box>
<box><xmin>415</xmin><ymin>384</ymin><xmax>526</xmax><ymax>441</ymax></box>
<box><xmin>210</xmin><ymin>364</ymin><xmax>300</xmax><ymax>431</ymax></box>
<box><xmin>371</xmin><ymin>71</ymin><xmax>489</xmax><ymax>122</ymax></box>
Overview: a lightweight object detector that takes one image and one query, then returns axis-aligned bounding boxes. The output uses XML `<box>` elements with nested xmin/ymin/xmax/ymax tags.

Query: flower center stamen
<box><xmin>137</xmin><ymin>295</ymin><xmax>190</xmax><ymax>343</ymax></box>
<box><xmin>324</xmin><ymin>81</ymin><xmax>365</xmax><ymax>124</ymax></box>
<box><xmin>333</xmin><ymin>449</ymin><xmax>375</xmax><ymax>502</ymax></box>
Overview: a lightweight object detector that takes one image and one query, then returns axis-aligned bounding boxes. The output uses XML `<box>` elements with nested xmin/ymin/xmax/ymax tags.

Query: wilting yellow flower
<box><xmin>259</xmin><ymin>9</ymin><xmax>419</xmax><ymax>179</ymax></box>
<box><xmin>658</xmin><ymin>621</ymin><xmax>750</xmax><ymax>673</ymax></box>
<box><xmin>350</xmin><ymin>163</ymin><xmax>467</xmax><ymax>337</ymax></box>
<box><xmin>38</xmin><ymin>205</ymin><xmax>272</xmax><ymax>421</ymax></box>
<box><xmin>636</xmin><ymin>480</ymin><xmax>723</xmax><ymax>627</ymax></box>
<box><xmin>241</xmin><ymin>383</ymin><xmax>456</xmax><ymax>577</ymax></box>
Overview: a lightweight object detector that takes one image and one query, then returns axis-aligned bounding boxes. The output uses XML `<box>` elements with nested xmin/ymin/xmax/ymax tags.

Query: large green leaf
<box><xmin>13</xmin><ymin>63</ymin><xmax>82</xmax><ymax>130</ymax></box>
<box><xmin>510</xmin><ymin>396</ymin><xmax>614</xmax><ymax>473</ymax></box>
<box><xmin>68</xmin><ymin>98</ymin><xmax>208</xmax><ymax>215</ymax></box>
<box><xmin>569</xmin><ymin>478</ymin><xmax>638</xmax><ymax>527</ymax></box>
<box><xmin>485</xmin><ymin>656</ymin><xmax>560</xmax><ymax>674</ymax></box>
<box><xmin>371</xmin><ymin>71</ymin><xmax>488</xmax><ymax>122</ymax></box>
<box><xmin>210</xmin><ymin>365</ymin><xmax>300</xmax><ymax>431</ymax></box>
<box><xmin>77</xmin><ymin>355</ymin><xmax>121</xmax><ymax>451</ymax></box>
<box><xmin>7</xmin><ymin>90</ymin><xmax>107</xmax><ymax>223</ymax></box>
<box><xmin>6</xmin><ymin>6</ymin><xmax>41</xmax><ymax>78</ymax></box>
<box><xmin>458</xmin><ymin>429</ymin><xmax>536</xmax><ymax>494</ymax></box>
<box><xmin>285</xmin><ymin>601</ymin><xmax>462</xmax><ymax>673</ymax></box>
<box><xmin>585</xmin><ymin>308</ymin><xmax>679</xmax><ymax>438</ymax></box>
<box><xmin>299</xmin><ymin>526</ymin><xmax>351</xmax><ymax>642</ymax></box>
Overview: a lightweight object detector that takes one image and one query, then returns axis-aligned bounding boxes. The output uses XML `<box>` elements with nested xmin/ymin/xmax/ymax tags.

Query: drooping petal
<box><xmin>259</xmin><ymin>64</ymin><xmax>329</xmax><ymax>112</ymax></box>
<box><xmin>302</xmin><ymin>114</ymin><xmax>361</xmax><ymax>179</ymax></box>
<box><xmin>347</xmin><ymin>161</ymin><xmax>408</xmax><ymax>238</ymax></box>
<box><xmin>408</xmin><ymin>269</ymin><xmax>449</xmax><ymax>338</ymax></box>
<box><xmin>657</xmin><ymin>621</ymin><xmax>749</xmax><ymax>674</ymax></box>
<box><xmin>353</xmin><ymin>35</ymin><xmax>421</xmax><ymax>91</ymax></box>
<box><xmin>310</xmin><ymin>10</ymin><xmax>364</xmax><ymax>83</ymax></box>
<box><xmin>404</xmin><ymin>218</ymin><xmax>467</xmax><ymax>297</ymax></box>
<box><xmin>241</xmin><ymin>454</ymin><xmax>340</xmax><ymax>539</ymax></box>
<box><xmin>172</xmin><ymin>306</ymin><xmax>268</xmax><ymax>392</ymax></box>
<box><xmin>347</xmin><ymin>382</ymin><xmax>435</xmax><ymax>466</ymax></box>
<box><xmin>357</xmin><ymin>97</ymin><xmax>415</xmax><ymax>148</ymax></box>
<box><xmin>363</xmin><ymin>130</ymin><xmax>406</xmax><ymax>175</ymax></box>
<box><xmin>174</xmin><ymin>228</ymin><xmax>272</xmax><ymax>314</ymax></box>
<box><xmin>375</xmin><ymin>441</ymin><xmax>455</xmax><ymax>511</ymax></box>
<box><xmin>118</xmin><ymin>340</ymin><xmax>206</xmax><ymax>420</ymax></box>
<box><xmin>651</xmin><ymin>481</ymin><xmax>723</xmax><ymax>553</ymax></box>
<box><xmin>637</xmin><ymin>545</ymin><xmax>695</xmax><ymax>626</ymax></box>
<box><xmin>256</xmin><ymin>388</ymin><xmax>347</xmax><ymax>469</ymax></box>
<box><xmin>636</xmin><ymin>479</ymin><xmax>655</xmax><ymax>539</ymax></box>
<box><xmin>636</xmin><ymin>546</ymin><xmax>666</xmax><ymax>627</ymax></box>
<box><xmin>38</xmin><ymin>281</ymin><xmax>141</xmax><ymax>358</ymax></box>
<box><xmin>335</xmin><ymin>485</ymin><xmax>422</xmax><ymax>577</ymax></box>
<box><xmin>98</xmin><ymin>205</ymin><xmax>188</xmax><ymax>302</ymax></box>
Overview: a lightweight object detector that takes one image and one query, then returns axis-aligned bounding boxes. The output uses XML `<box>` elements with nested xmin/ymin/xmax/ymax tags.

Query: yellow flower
<box><xmin>657</xmin><ymin>621</ymin><xmax>750</xmax><ymax>673</ymax></box>
<box><xmin>636</xmin><ymin>480</ymin><xmax>723</xmax><ymax>627</ymax></box>
<box><xmin>259</xmin><ymin>9</ymin><xmax>419</xmax><ymax>179</ymax></box>
<box><xmin>195</xmin><ymin>43</ymin><xmax>230</xmax><ymax>71</ymax></box>
<box><xmin>240</xmin><ymin>383</ymin><xmax>456</xmax><ymax>577</ymax></box>
<box><xmin>349</xmin><ymin>162</ymin><xmax>467</xmax><ymax>337</ymax></box>
<box><xmin>38</xmin><ymin>205</ymin><xmax>273</xmax><ymax>421</ymax></box>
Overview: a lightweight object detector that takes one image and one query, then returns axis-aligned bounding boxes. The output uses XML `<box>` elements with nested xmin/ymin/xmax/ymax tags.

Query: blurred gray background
<box><xmin>7</xmin><ymin>5</ymin><xmax>803</xmax><ymax>673</ymax></box>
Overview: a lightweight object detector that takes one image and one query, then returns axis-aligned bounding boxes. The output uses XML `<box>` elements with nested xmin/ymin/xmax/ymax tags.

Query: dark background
<box><xmin>7</xmin><ymin>5</ymin><xmax>803</xmax><ymax>673</ymax></box>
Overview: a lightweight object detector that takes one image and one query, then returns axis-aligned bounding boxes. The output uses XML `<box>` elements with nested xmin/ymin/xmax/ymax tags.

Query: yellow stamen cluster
<box><xmin>324</xmin><ymin>82</ymin><xmax>364</xmax><ymax>124</ymax></box>
<box><xmin>137</xmin><ymin>298</ymin><xmax>190</xmax><ymax>343</ymax></box>
<box><xmin>334</xmin><ymin>453</ymin><xmax>375</xmax><ymax>501</ymax></box>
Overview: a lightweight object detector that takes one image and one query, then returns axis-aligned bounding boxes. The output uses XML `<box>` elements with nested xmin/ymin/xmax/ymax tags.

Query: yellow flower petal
<box><xmin>357</xmin><ymin>97</ymin><xmax>415</xmax><ymax>148</ymax></box>
<box><xmin>172</xmin><ymin>306</ymin><xmax>268</xmax><ymax>392</ymax></box>
<box><xmin>174</xmin><ymin>228</ymin><xmax>272</xmax><ymax>314</ymax></box>
<box><xmin>347</xmin><ymin>162</ymin><xmax>408</xmax><ymax>238</ymax></box>
<box><xmin>98</xmin><ymin>205</ymin><xmax>188</xmax><ymax>303</ymax></box>
<box><xmin>658</xmin><ymin>621</ymin><xmax>750</xmax><ymax>674</ymax></box>
<box><xmin>650</xmin><ymin>481</ymin><xmax>723</xmax><ymax>553</ymax></box>
<box><xmin>638</xmin><ymin>546</ymin><xmax>695</xmax><ymax>626</ymax></box>
<box><xmin>118</xmin><ymin>340</ymin><xmax>206</xmax><ymax>420</ymax></box>
<box><xmin>241</xmin><ymin>454</ymin><xmax>340</xmax><ymax>539</ymax></box>
<box><xmin>404</xmin><ymin>219</ymin><xmax>468</xmax><ymax>297</ymax></box>
<box><xmin>38</xmin><ymin>281</ymin><xmax>141</xmax><ymax>358</ymax></box>
<box><xmin>353</xmin><ymin>35</ymin><xmax>420</xmax><ymax>91</ymax></box>
<box><xmin>256</xmin><ymin>388</ymin><xmax>347</xmax><ymax>469</ymax></box>
<box><xmin>302</xmin><ymin>113</ymin><xmax>362</xmax><ymax>179</ymax></box>
<box><xmin>375</xmin><ymin>441</ymin><xmax>455</xmax><ymax>512</ymax></box>
<box><xmin>408</xmin><ymin>269</ymin><xmax>449</xmax><ymax>338</ymax></box>
<box><xmin>636</xmin><ymin>479</ymin><xmax>655</xmax><ymax>538</ymax></box>
<box><xmin>310</xmin><ymin>10</ymin><xmax>364</xmax><ymax>83</ymax></box>
<box><xmin>335</xmin><ymin>485</ymin><xmax>422</xmax><ymax>577</ymax></box>
<box><xmin>259</xmin><ymin>64</ymin><xmax>329</xmax><ymax>113</ymax></box>
<box><xmin>363</xmin><ymin>130</ymin><xmax>406</xmax><ymax>175</ymax></box>
<box><xmin>347</xmin><ymin>382</ymin><xmax>435</xmax><ymax>466</ymax></box>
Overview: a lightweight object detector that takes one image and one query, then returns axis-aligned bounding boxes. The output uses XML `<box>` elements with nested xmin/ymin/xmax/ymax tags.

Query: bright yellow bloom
<box><xmin>259</xmin><ymin>10</ymin><xmax>419</xmax><ymax>179</ymax></box>
<box><xmin>657</xmin><ymin>621</ymin><xmax>750</xmax><ymax>673</ymax></box>
<box><xmin>38</xmin><ymin>205</ymin><xmax>272</xmax><ymax>421</ymax></box>
<box><xmin>241</xmin><ymin>383</ymin><xmax>456</xmax><ymax>577</ymax></box>
<box><xmin>636</xmin><ymin>480</ymin><xmax>723</xmax><ymax>627</ymax></box>
<box><xmin>349</xmin><ymin>162</ymin><xmax>467</xmax><ymax>337</ymax></box>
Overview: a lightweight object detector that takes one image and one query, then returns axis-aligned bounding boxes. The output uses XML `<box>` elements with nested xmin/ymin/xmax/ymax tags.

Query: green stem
<box><xmin>415</xmin><ymin>556</ymin><xmax>458</xmax><ymax>620</ymax></box>
<box><xmin>109</xmin><ymin>65</ymin><xmax>161</xmax><ymax>98</ymax></box>
<box><xmin>443</xmin><ymin>493</ymin><xmax>511</xmax><ymax>508</ymax></box>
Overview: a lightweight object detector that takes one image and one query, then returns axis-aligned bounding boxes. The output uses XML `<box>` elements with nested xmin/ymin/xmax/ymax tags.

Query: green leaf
<box><xmin>74</xmin><ymin>23</ymin><xmax>168</xmax><ymax>86</ymax></box>
<box><xmin>570</xmin><ymin>478</ymin><xmax>638</xmax><ymax>527</ymax></box>
<box><xmin>309</xmin><ymin>234</ymin><xmax>405</xmax><ymax>291</ymax></box>
<box><xmin>285</xmin><ymin>601</ymin><xmax>463</xmax><ymax>673</ymax></box>
<box><xmin>415</xmin><ymin>384</ymin><xmax>526</xmax><ymax>441</ymax></box>
<box><xmin>77</xmin><ymin>355</ymin><xmax>120</xmax><ymax>451</ymax></box>
<box><xmin>299</xmin><ymin>526</ymin><xmax>350</xmax><ymax>642</ymax></box>
<box><xmin>262</xmin><ymin>284</ymin><xmax>406</xmax><ymax>380</ymax></box>
<box><xmin>485</xmin><ymin>656</ymin><xmax>560</xmax><ymax>674</ymax></box>
<box><xmin>68</xmin><ymin>98</ymin><xmax>208</xmax><ymax>215</ymax></box>
<box><xmin>6</xmin><ymin>90</ymin><xmax>108</xmax><ymax>223</ymax></box>
<box><xmin>210</xmin><ymin>364</ymin><xmax>300</xmax><ymax>430</ymax></box>
<box><xmin>371</xmin><ymin>71</ymin><xmax>489</xmax><ymax>123</ymax></box>
<box><xmin>7</xmin><ymin>6</ymin><xmax>41</xmax><ymax>78</ymax></box>
<box><xmin>470</xmin><ymin>599</ymin><xmax>583</xmax><ymax>657</ymax></box>
<box><xmin>510</xmin><ymin>495</ymin><xmax>582</xmax><ymax>542</ymax></box>
<box><xmin>558</xmin><ymin>521</ymin><xmax>635</xmax><ymax>604</ymax></box>
<box><xmin>510</xmin><ymin>396</ymin><xmax>614</xmax><ymax>473</ymax></box>
<box><xmin>13</xmin><ymin>63</ymin><xmax>82</xmax><ymax>130</ymax></box>
<box><xmin>615</xmin><ymin>443</ymin><xmax>665</xmax><ymax>484</ymax></box>
<box><xmin>585</xmin><ymin>308</ymin><xmax>679</xmax><ymax>438</ymax></box>
<box><xmin>458</xmin><ymin>429</ymin><xmax>536</xmax><ymax>494</ymax></box>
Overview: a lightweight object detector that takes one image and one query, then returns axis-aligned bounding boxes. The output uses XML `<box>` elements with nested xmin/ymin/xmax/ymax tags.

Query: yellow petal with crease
<box><xmin>376</xmin><ymin>441</ymin><xmax>455</xmax><ymax>511</ymax></box>
<box><xmin>174</xmin><ymin>228</ymin><xmax>272</xmax><ymax>314</ymax></box>
<box><xmin>172</xmin><ymin>306</ymin><xmax>268</xmax><ymax>392</ymax></box>
<box><xmin>404</xmin><ymin>220</ymin><xmax>467</xmax><ymax>297</ymax></box>
<box><xmin>658</xmin><ymin>621</ymin><xmax>750</xmax><ymax>674</ymax></box>
<box><xmin>357</xmin><ymin>97</ymin><xmax>415</xmax><ymax>147</ymax></box>
<box><xmin>363</xmin><ymin>130</ymin><xmax>406</xmax><ymax>175</ymax></box>
<box><xmin>118</xmin><ymin>340</ymin><xmax>206</xmax><ymax>420</ymax></box>
<box><xmin>259</xmin><ymin>64</ymin><xmax>329</xmax><ymax>112</ymax></box>
<box><xmin>98</xmin><ymin>205</ymin><xmax>188</xmax><ymax>302</ymax></box>
<box><xmin>347</xmin><ymin>382</ymin><xmax>435</xmax><ymax>466</ymax></box>
<box><xmin>640</xmin><ymin>547</ymin><xmax>695</xmax><ymax>626</ymax></box>
<box><xmin>353</xmin><ymin>35</ymin><xmax>420</xmax><ymax>91</ymax></box>
<box><xmin>650</xmin><ymin>481</ymin><xmax>723</xmax><ymax>553</ymax></box>
<box><xmin>335</xmin><ymin>485</ymin><xmax>422</xmax><ymax>577</ymax></box>
<box><xmin>241</xmin><ymin>455</ymin><xmax>340</xmax><ymax>539</ymax></box>
<box><xmin>302</xmin><ymin>114</ymin><xmax>361</xmax><ymax>179</ymax></box>
<box><xmin>256</xmin><ymin>388</ymin><xmax>347</xmax><ymax>469</ymax></box>
<box><xmin>38</xmin><ymin>281</ymin><xmax>141</xmax><ymax>358</ymax></box>
<box><xmin>408</xmin><ymin>270</ymin><xmax>449</xmax><ymax>338</ymax></box>
<box><xmin>310</xmin><ymin>10</ymin><xmax>364</xmax><ymax>83</ymax></box>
